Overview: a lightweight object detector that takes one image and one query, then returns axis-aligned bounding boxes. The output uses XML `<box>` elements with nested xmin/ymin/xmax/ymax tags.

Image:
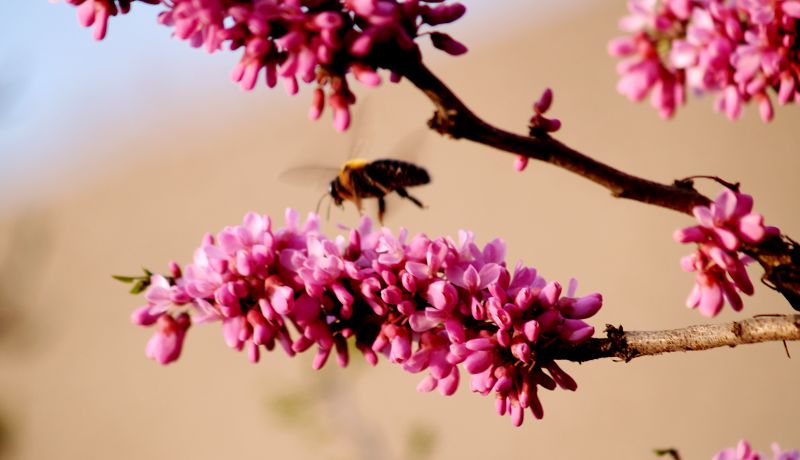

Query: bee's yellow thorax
<box><xmin>342</xmin><ymin>158</ymin><xmax>370</xmax><ymax>171</ymax></box>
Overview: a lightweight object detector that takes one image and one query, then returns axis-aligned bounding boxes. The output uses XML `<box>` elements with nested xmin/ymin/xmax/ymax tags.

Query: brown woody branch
<box><xmin>544</xmin><ymin>314</ymin><xmax>800</xmax><ymax>363</ymax></box>
<box><xmin>388</xmin><ymin>54</ymin><xmax>710</xmax><ymax>213</ymax></box>
<box><xmin>384</xmin><ymin>53</ymin><xmax>800</xmax><ymax>310</ymax></box>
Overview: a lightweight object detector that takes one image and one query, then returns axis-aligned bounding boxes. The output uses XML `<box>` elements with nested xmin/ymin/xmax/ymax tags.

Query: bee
<box><xmin>326</xmin><ymin>158</ymin><xmax>430</xmax><ymax>224</ymax></box>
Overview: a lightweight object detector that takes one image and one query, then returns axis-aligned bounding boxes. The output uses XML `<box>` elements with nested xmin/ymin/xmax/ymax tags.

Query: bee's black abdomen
<box><xmin>367</xmin><ymin>159</ymin><xmax>430</xmax><ymax>188</ymax></box>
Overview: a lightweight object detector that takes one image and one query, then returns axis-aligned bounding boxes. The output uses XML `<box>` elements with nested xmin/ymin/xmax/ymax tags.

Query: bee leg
<box><xmin>395</xmin><ymin>187</ymin><xmax>426</xmax><ymax>209</ymax></box>
<box><xmin>354</xmin><ymin>196</ymin><xmax>364</xmax><ymax>216</ymax></box>
<box><xmin>377</xmin><ymin>196</ymin><xmax>386</xmax><ymax>224</ymax></box>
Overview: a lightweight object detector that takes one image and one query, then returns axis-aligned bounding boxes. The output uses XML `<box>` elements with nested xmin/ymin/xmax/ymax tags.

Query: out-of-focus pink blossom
<box><xmin>64</xmin><ymin>0</ymin><xmax>160</xmax><ymax>40</ymax></box>
<box><xmin>713</xmin><ymin>440</ymin><xmax>799</xmax><ymax>460</ymax></box>
<box><xmin>674</xmin><ymin>188</ymin><xmax>778</xmax><ymax>317</ymax></box>
<box><xmin>611</xmin><ymin>0</ymin><xmax>800</xmax><ymax>121</ymax></box>
<box><xmin>528</xmin><ymin>88</ymin><xmax>561</xmax><ymax>136</ymax></box>
<box><xmin>430</xmin><ymin>32</ymin><xmax>468</xmax><ymax>55</ymax></box>
<box><xmin>513</xmin><ymin>156</ymin><xmax>529</xmax><ymax>172</ymax></box>
<box><xmin>129</xmin><ymin>210</ymin><xmax>603</xmax><ymax>426</ymax></box>
<box><xmin>63</xmin><ymin>0</ymin><xmax>468</xmax><ymax>132</ymax></box>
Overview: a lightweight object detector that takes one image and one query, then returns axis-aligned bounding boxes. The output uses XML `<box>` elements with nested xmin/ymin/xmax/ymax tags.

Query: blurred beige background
<box><xmin>0</xmin><ymin>1</ymin><xmax>798</xmax><ymax>459</ymax></box>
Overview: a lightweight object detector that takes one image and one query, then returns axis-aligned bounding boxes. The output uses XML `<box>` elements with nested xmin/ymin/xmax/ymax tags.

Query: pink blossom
<box><xmin>64</xmin><ymin>0</ymin><xmax>468</xmax><ymax>132</ymax></box>
<box><xmin>674</xmin><ymin>188</ymin><xmax>778</xmax><ymax>317</ymax></box>
<box><xmin>128</xmin><ymin>210</ymin><xmax>603</xmax><ymax>426</ymax></box>
<box><xmin>714</xmin><ymin>440</ymin><xmax>799</xmax><ymax>460</ymax></box>
<box><xmin>528</xmin><ymin>88</ymin><xmax>561</xmax><ymax>137</ymax></box>
<box><xmin>64</xmin><ymin>0</ymin><xmax>160</xmax><ymax>40</ymax></box>
<box><xmin>145</xmin><ymin>313</ymin><xmax>190</xmax><ymax>365</ymax></box>
<box><xmin>513</xmin><ymin>156</ymin><xmax>529</xmax><ymax>172</ymax></box>
<box><xmin>610</xmin><ymin>0</ymin><xmax>800</xmax><ymax>121</ymax></box>
<box><xmin>430</xmin><ymin>32</ymin><xmax>468</xmax><ymax>56</ymax></box>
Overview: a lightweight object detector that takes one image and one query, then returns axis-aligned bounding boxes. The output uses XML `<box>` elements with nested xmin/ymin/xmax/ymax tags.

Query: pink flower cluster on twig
<box><xmin>64</xmin><ymin>0</ymin><xmax>467</xmax><ymax>131</ymax></box>
<box><xmin>714</xmin><ymin>440</ymin><xmax>799</xmax><ymax>460</ymax></box>
<box><xmin>674</xmin><ymin>188</ymin><xmax>778</xmax><ymax>317</ymax></box>
<box><xmin>130</xmin><ymin>209</ymin><xmax>602</xmax><ymax>426</ymax></box>
<box><xmin>610</xmin><ymin>0</ymin><xmax>800</xmax><ymax>121</ymax></box>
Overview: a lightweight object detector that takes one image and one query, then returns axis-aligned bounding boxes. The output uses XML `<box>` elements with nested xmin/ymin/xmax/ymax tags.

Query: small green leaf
<box><xmin>130</xmin><ymin>280</ymin><xmax>148</xmax><ymax>295</ymax></box>
<box><xmin>654</xmin><ymin>448</ymin><xmax>681</xmax><ymax>460</ymax></box>
<box><xmin>112</xmin><ymin>274</ymin><xmax>137</xmax><ymax>283</ymax></box>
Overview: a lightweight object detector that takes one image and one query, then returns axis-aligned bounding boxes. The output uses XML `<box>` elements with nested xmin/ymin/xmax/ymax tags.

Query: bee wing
<box><xmin>278</xmin><ymin>165</ymin><xmax>339</xmax><ymax>191</ymax></box>
<box><xmin>346</xmin><ymin>94</ymin><xmax>372</xmax><ymax>160</ymax></box>
<box><xmin>346</xmin><ymin>98</ymin><xmax>430</xmax><ymax>164</ymax></box>
<box><xmin>277</xmin><ymin>96</ymin><xmax>371</xmax><ymax>187</ymax></box>
<box><xmin>388</xmin><ymin>126</ymin><xmax>431</xmax><ymax>164</ymax></box>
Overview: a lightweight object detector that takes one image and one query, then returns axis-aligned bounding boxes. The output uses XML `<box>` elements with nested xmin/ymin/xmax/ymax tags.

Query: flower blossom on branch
<box><xmin>714</xmin><ymin>440</ymin><xmax>799</xmax><ymax>460</ymax></box>
<box><xmin>674</xmin><ymin>188</ymin><xmax>778</xmax><ymax>317</ymax></box>
<box><xmin>63</xmin><ymin>0</ymin><xmax>467</xmax><ymax>131</ymax></box>
<box><xmin>128</xmin><ymin>209</ymin><xmax>602</xmax><ymax>426</ymax></box>
<box><xmin>610</xmin><ymin>0</ymin><xmax>800</xmax><ymax>121</ymax></box>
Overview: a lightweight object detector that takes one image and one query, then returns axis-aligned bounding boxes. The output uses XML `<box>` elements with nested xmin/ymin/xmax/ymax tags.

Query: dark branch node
<box><xmin>426</xmin><ymin>108</ymin><xmax>461</xmax><ymax>138</ymax></box>
<box><xmin>743</xmin><ymin>236</ymin><xmax>800</xmax><ymax>311</ymax></box>
<box><xmin>604</xmin><ymin>324</ymin><xmax>637</xmax><ymax>361</ymax></box>
<box><xmin>731</xmin><ymin>321</ymin><xmax>743</xmax><ymax>339</ymax></box>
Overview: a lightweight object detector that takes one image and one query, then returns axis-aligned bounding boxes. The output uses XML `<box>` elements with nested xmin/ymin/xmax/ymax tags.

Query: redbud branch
<box><xmin>390</xmin><ymin>55</ymin><xmax>710</xmax><ymax>214</ymax></box>
<box><xmin>386</xmin><ymin>54</ymin><xmax>800</xmax><ymax>310</ymax></box>
<box><xmin>545</xmin><ymin>314</ymin><xmax>800</xmax><ymax>363</ymax></box>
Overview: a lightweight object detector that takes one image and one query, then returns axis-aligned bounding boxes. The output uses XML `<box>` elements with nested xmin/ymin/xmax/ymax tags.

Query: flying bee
<box><xmin>325</xmin><ymin>158</ymin><xmax>430</xmax><ymax>224</ymax></box>
<box><xmin>281</xmin><ymin>107</ymin><xmax>431</xmax><ymax>223</ymax></box>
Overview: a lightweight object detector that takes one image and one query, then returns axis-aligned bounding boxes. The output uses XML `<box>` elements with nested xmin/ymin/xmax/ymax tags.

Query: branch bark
<box><xmin>386</xmin><ymin>53</ymin><xmax>800</xmax><ymax>310</ymax></box>
<box><xmin>544</xmin><ymin>315</ymin><xmax>800</xmax><ymax>363</ymax></box>
<box><xmin>391</xmin><ymin>55</ymin><xmax>710</xmax><ymax>214</ymax></box>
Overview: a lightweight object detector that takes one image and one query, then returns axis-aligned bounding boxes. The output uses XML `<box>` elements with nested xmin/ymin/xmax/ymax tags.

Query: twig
<box><xmin>391</xmin><ymin>55</ymin><xmax>710</xmax><ymax>214</ymax></box>
<box><xmin>544</xmin><ymin>314</ymin><xmax>800</xmax><ymax>363</ymax></box>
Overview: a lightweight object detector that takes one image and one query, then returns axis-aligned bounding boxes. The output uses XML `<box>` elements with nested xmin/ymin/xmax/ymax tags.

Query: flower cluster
<box><xmin>714</xmin><ymin>440</ymin><xmax>799</xmax><ymax>460</ymax></box>
<box><xmin>610</xmin><ymin>0</ymin><xmax>800</xmax><ymax>121</ymax></box>
<box><xmin>515</xmin><ymin>88</ymin><xmax>561</xmax><ymax>172</ymax></box>
<box><xmin>130</xmin><ymin>209</ymin><xmax>602</xmax><ymax>426</ymax></box>
<box><xmin>64</xmin><ymin>0</ymin><xmax>467</xmax><ymax>131</ymax></box>
<box><xmin>674</xmin><ymin>188</ymin><xmax>778</xmax><ymax>317</ymax></box>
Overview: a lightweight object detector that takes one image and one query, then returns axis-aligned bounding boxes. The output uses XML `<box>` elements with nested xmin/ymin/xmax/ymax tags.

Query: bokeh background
<box><xmin>1</xmin><ymin>1</ymin><xmax>798</xmax><ymax>459</ymax></box>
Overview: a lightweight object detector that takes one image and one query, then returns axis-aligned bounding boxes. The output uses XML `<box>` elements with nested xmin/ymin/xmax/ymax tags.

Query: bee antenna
<box><xmin>315</xmin><ymin>191</ymin><xmax>328</xmax><ymax>216</ymax></box>
<box><xmin>326</xmin><ymin>197</ymin><xmax>333</xmax><ymax>221</ymax></box>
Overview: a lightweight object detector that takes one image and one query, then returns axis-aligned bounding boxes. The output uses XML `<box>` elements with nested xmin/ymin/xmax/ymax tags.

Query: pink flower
<box><xmin>513</xmin><ymin>156</ymin><xmax>529</xmax><ymax>172</ymax></box>
<box><xmin>430</xmin><ymin>32</ymin><xmax>468</xmax><ymax>56</ymax></box>
<box><xmin>64</xmin><ymin>0</ymin><xmax>160</xmax><ymax>40</ymax></box>
<box><xmin>714</xmin><ymin>440</ymin><xmax>799</xmax><ymax>460</ymax></box>
<box><xmin>145</xmin><ymin>313</ymin><xmax>190</xmax><ymax>365</ymax></box>
<box><xmin>527</xmin><ymin>87</ymin><xmax>561</xmax><ymax>141</ymax></box>
<box><xmin>128</xmin><ymin>209</ymin><xmax>603</xmax><ymax>426</ymax></box>
<box><xmin>610</xmin><ymin>0</ymin><xmax>800</xmax><ymax>121</ymax></box>
<box><xmin>674</xmin><ymin>188</ymin><xmax>778</xmax><ymax>317</ymax></box>
<box><xmin>64</xmin><ymin>0</ymin><xmax>468</xmax><ymax>132</ymax></box>
<box><xmin>610</xmin><ymin>1</ymin><xmax>687</xmax><ymax>119</ymax></box>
